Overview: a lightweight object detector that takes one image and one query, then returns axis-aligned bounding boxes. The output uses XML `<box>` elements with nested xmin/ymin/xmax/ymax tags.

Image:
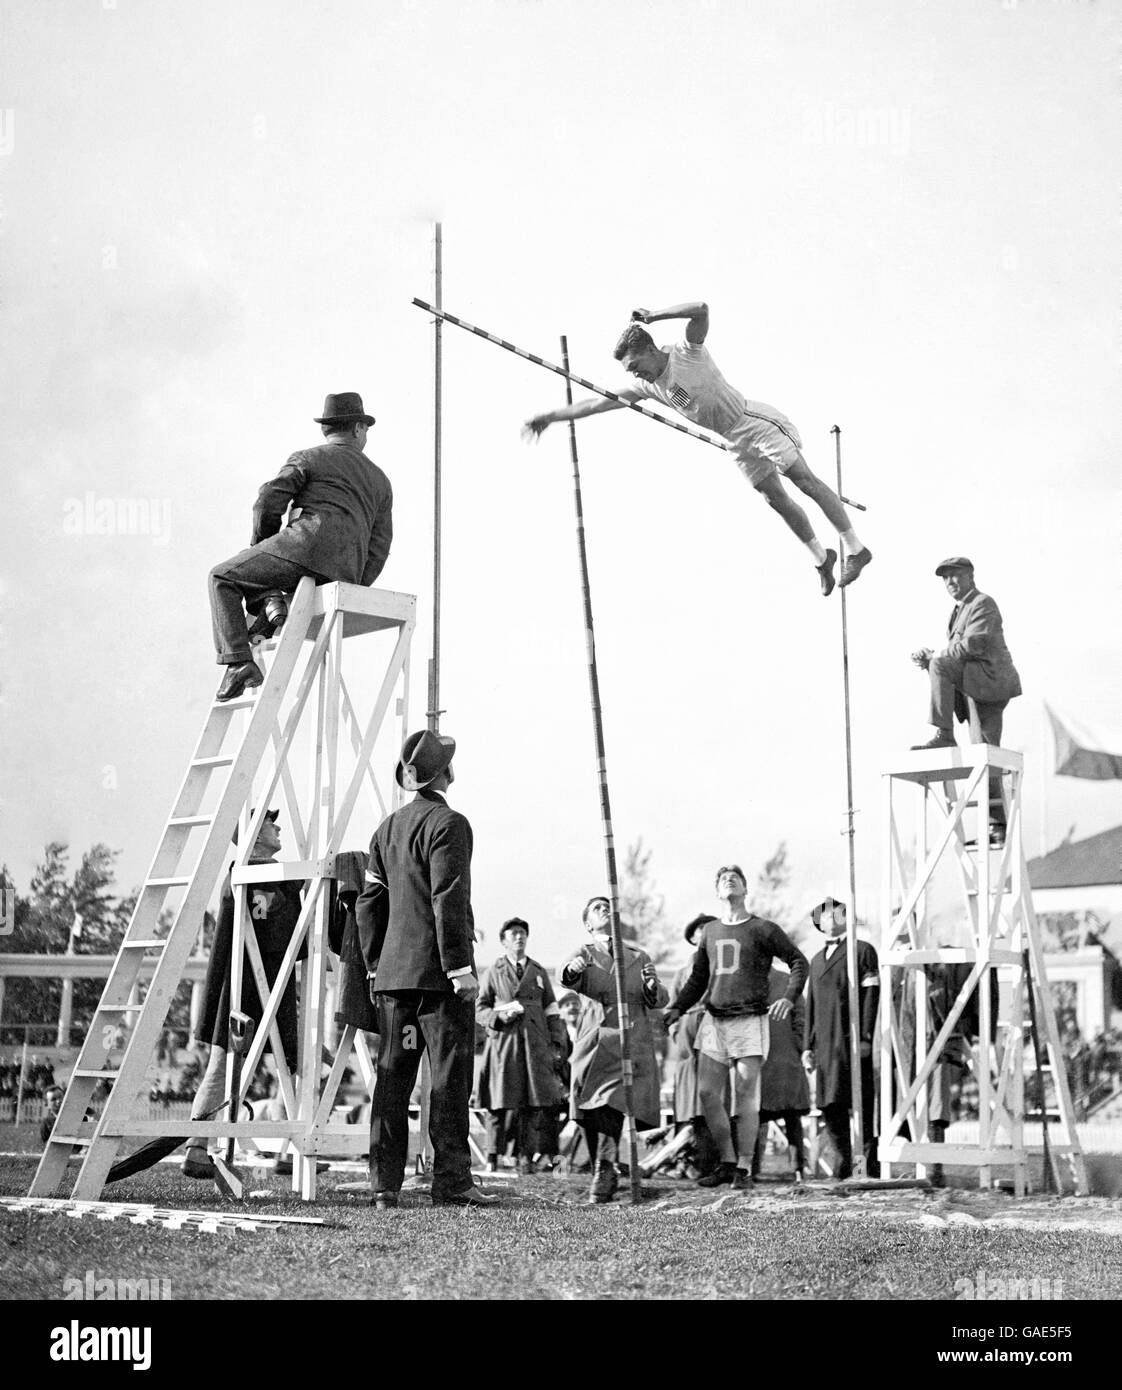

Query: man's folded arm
<box><xmin>252</xmin><ymin>457</ymin><xmax>307</xmax><ymax>544</ymax></box>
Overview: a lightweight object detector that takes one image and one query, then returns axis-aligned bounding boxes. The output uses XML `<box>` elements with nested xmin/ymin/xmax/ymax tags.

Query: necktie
<box><xmin>515</xmin><ymin>962</ymin><xmax>525</xmax><ymax>981</ymax></box>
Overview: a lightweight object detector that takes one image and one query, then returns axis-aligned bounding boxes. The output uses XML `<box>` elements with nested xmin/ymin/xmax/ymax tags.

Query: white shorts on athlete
<box><xmin>724</xmin><ymin>416</ymin><xmax>805</xmax><ymax>487</ymax></box>
<box><xmin>696</xmin><ymin>1012</ymin><xmax>771</xmax><ymax>1065</ymax></box>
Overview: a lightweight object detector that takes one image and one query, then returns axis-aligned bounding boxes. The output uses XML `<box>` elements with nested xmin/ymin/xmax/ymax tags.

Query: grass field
<box><xmin>3</xmin><ymin>1128</ymin><xmax>1120</xmax><ymax>1301</ymax></box>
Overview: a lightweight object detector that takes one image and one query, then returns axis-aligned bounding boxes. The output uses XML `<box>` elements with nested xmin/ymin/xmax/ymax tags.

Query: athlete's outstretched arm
<box><xmin>631</xmin><ymin>301</ymin><xmax>709</xmax><ymax>344</ymax></box>
<box><xmin>522</xmin><ymin>390</ymin><xmax>639</xmax><ymax>440</ymax></box>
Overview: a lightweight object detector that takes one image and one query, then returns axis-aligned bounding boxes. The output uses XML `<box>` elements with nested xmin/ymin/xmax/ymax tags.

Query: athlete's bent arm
<box><xmin>631</xmin><ymin>301</ymin><xmax>709</xmax><ymax>344</ymax></box>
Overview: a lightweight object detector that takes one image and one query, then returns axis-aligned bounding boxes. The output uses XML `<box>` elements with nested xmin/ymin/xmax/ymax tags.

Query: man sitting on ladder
<box><xmin>208</xmin><ymin>391</ymin><xmax>394</xmax><ymax>702</ymax></box>
<box><xmin>523</xmin><ymin>302</ymin><xmax>872</xmax><ymax>596</ymax></box>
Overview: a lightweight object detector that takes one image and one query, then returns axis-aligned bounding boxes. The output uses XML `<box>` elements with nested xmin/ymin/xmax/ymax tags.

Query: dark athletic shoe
<box><xmin>370</xmin><ymin>1191</ymin><xmax>399</xmax><ymax>1210</ymax></box>
<box><xmin>816</xmin><ymin>548</ymin><xmax>837</xmax><ymax>597</ymax></box>
<box><xmin>839</xmin><ymin>547</ymin><xmax>873</xmax><ymax>587</ymax></box>
<box><xmin>216</xmin><ymin>660</ymin><xmax>263</xmax><ymax>702</ymax></box>
<box><xmin>697</xmin><ymin>1161</ymin><xmax>738</xmax><ymax>1189</ymax></box>
<box><xmin>732</xmin><ymin>1168</ymin><xmax>754</xmax><ymax>1191</ymax></box>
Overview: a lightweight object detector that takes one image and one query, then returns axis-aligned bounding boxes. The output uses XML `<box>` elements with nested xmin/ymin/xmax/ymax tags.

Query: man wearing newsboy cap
<box><xmin>910</xmin><ymin>557</ymin><xmax>1022</xmax><ymax>846</ymax></box>
<box><xmin>208</xmin><ymin>392</ymin><xmax>393</xmax><ymax>702</ymax></box>
<box><xmin>354</xmin><ymin>730</ymin><xmax>497</xmax><ymax>1210</ymax></box>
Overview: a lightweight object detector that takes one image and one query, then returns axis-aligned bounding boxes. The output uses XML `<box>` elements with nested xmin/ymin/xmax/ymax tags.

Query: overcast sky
<box><xmin>1</xmin><ymin>0</ymin><xmax>1119</xmax><ymax>968</ymax></box>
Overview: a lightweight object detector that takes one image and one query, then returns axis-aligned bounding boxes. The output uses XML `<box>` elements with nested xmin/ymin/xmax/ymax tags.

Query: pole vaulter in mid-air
<box><xmin>523</xmin><ymin>302</ymin><xmax>873</xmax><ymax>598</ymax></box>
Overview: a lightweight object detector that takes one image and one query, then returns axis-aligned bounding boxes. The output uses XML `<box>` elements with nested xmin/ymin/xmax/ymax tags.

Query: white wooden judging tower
<box><xmin>30</xmin><ymin>578</ymin><xmax>415</xmax><ymax>1202</ymax></box>
<box><xmin>877</xmin><ymin>743</ymin><xmax>1086</xmax><ymax>1195</ymax></box>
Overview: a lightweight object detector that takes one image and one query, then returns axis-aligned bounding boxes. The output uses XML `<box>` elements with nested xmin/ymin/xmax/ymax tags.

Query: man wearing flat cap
<box><xmin>910</xmin><ymin>557</ymin><xmax>1022</xmax><ymax>845</ymax></box>
<box><xmin>355</xmin><ymin>730</ymin><xmax>496</xmax><ymax>1209</ymax></box>
<box><xmin>208</xmin><ymin>391</ymin><xmax>393</xmax><ymax>702</ymax></box>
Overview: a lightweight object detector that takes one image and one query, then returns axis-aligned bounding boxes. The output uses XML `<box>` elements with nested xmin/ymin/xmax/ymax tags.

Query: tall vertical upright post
<box><xmin>832</xmin><ymin>424</ymin><xmax>865</xmax><ymax>1176</ymax></box>
<box><xmin>562</xmin><ymin>335</ymin><xmax>642</xmax><ymax>1204</ymax></box>
<box><xmin>427</xmin><ymin>221</ymin><xmax>444</xmax><ymax>734</ymax></box>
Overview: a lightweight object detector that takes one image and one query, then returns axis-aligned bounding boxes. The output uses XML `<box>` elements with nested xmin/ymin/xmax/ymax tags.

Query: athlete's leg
<box><xmin>697</xmin><ymin>1052</ymin><xmax>737</xmax><ymax>1164</ymax></box>
<box><xmin>784</xmin><ymin>455</ymin><xmax>872</xmax><ymax>587</ymax></box>
<box><xmin>731</xmin><ymin>1056</ymin><xmax>763</xmax><ymax>1169</ymax></box>
<box><xmin>753</xmin><ymin>473</ymin><xmax>838</xmax><ymax>595</ymax></box>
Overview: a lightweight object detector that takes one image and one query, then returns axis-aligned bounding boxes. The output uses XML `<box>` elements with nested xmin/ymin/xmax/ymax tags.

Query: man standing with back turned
<box><xmin>355</xmin><ymin>730</ymin><xmax>497</xmax><ymax>1209</ymax></box>
<box><xmin>208</xmin><ymin>391</ymin><xmax>393</xmax><ymax>702</ymax></box>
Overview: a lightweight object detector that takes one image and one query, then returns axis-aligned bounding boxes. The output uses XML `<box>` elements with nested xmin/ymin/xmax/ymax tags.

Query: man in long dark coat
<box><xmin>209</xmin><ymin>391</ymin><xmax>393</xmax><ymax>701</ymax></box>
<box><xmin>476</xmin><ymin>917</ymin><xmax>566</xmax><ymax>1172</ymax></box>
<box><xmin>355</xmin><ymin>730</ymin><xmax>495</xmax><ymax>1209</ymax></box>
<box><xmin>803</xmin><ymin>896</ymin><xmax>880</xmax><ymax>1179</ymax></box>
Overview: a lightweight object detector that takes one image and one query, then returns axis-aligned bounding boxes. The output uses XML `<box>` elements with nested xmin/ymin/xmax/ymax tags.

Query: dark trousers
<box><xmin>208</xmin><ymin>546</ymin><xmax>320</xmax><ymax>664</ymax></box>
<box><xmin>486</xmin><ymin>1106</ymin><xmax>556</xmax><ymax>1159</ymax></box>
<box><xmin>821</xmin><ymin>1061</ymin><xmax>877</xmax><ymax>1178</ymax></box>
<box><xmin>369</xmin><ymin>990</ymin><xmax>474</xmax><ymax>1198</ymax></box>
<box><xmin>928</xmin><ymin>655</ymin><xmax>1008</xmax><ymax>827</ymax></box>
<box><xmin>754</xmin><ymin>1111</ymin><xmax>807</xmax><ymax>1176</ymax></box>
<box><xmin>579</xmin><ymin>1106</ymin><xmax>624</xmax><ymax>1165</ymax></box>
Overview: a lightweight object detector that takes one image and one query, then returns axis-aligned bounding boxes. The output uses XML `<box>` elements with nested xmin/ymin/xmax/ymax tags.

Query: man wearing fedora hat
<box><xmin>208</xmin><ymin>391</ymin><xmax>393</xmax><ymax>702</ymax></box>
<box><xmin>355</xmin><ymin>730</ymin><xmax>496</xmax><ymax>1209</ymax></box>
<box><xmin>910</xmin><ymin>557</ymin><xmax>1021</xmax><ymax>846</ymax></box>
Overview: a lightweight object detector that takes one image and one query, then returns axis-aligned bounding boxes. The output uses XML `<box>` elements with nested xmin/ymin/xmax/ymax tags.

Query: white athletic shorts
<box><xmin>724</xmin><ymin>416</ymin><xmax>805</xmax><ymax>487</ymax></box>
<box><xmin>697</xmin><ymin>1012</ymin><xmax>770</xmax><ymax>1064</ymax></box>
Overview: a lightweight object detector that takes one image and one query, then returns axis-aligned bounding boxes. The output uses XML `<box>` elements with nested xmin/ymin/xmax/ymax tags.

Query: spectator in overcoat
<box><xmin>753</xmin><ymin>965</ymin><xmax>810</xmax><ymax>1180</ymax></box>
<box><xmin>476</xmin><ymin>917</ymin><xmax>566</xmax><ymax>1172</ymax></box>
<box><xmin>560</xmin><ymin>896</ymin><xmax>668</xmax><ymax>1204</ymax></box>
<box><xmin>803</xmin><ymin>896</ymin><xmax>879</xmax><ymax>1179</ymax></box>
<box><xmin>668</xmin><ymin>913</ymin><xmax>720</xmax><ymax>1176</ymax></box>
<box><xmin>184</xmin><ymin>809</ymin><xmax>304</xmax><ymax>1179</ymax></box>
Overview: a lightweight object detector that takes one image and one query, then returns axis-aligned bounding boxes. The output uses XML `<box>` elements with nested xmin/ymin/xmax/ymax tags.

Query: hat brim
<box><xmin>314</xmin><ymin>414</ymin><xmax>376</xmax><ymax>427</ymax></box>
<box><xmin>934</xmin><ymin>562</ymin><xmax>973</xmax><ymax>576</ymax></box>
<box><xmin>395</xmin><ymin>735</ymin><xmax>456</xmax><ymax>791</ymax></box>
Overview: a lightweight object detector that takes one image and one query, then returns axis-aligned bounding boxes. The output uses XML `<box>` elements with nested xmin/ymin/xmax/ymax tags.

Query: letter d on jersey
<box><xmin>714</xmin><ymin>939</ymin><xmax>741</xmax><ymax>976</ymax></box>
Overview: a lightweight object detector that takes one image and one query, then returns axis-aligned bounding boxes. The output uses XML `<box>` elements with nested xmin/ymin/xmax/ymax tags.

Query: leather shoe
<box><xmin>588</xmin><ymin>1161</ymin><xmax>619</xmax><ymax>1204</ymax></box>
<box><xmin>431</xmin><ymin>1184</ymin><xmax>499</xmax><ymax>1208</ymax></box>
<box><xmin>182</xmin><ymin>1149</ymin><xmax>215</xmax><ymax>1179</ymax></box>
<box><xmin>371</xmin><ymin>1191</ymin><xmax>399</xmax><ymax>1210</ymax></box>
<box><xmin>732</xmin><ymin>1168</ymin><xmax>753</xmax><ymax>1191</ymax></box>
<box><xmin>839</xmin><ymin>546</ymin><xmax>873</xmax><ymax>587</ymax></box>
<box><xmin>697</xmin><ymin>1161</ymin><xmax>738</xmax><ymax>1188</ymax></box>
<box><xmin>910</xmin><ymin>732</ymin><xmax>957</xmax><ymax>751</ymax></box>
<box><xmin>816</xmin><ymin>548</ymin><xmax>837</xmax><ymax>597</ymax></box>
<box><xmin>216</xmin><ymin>660</ymin><xmax>263</xmax><ymax>702</ymax></box>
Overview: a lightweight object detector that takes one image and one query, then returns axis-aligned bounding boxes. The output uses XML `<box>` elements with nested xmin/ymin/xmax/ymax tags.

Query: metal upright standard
<box><xmin>878</xmin><ymin>743</ymin><xmax>1087</xmax><ymax>1195</ymax></box>
<box><xmin>561</xmin><ymin>335</ymin><xmax>642</xmax><ymax>1204</ymax></box>
<box><xmin>831</xmin><ymin>425</ymin><xmax>865</xmax><ymax>1177</ymax></box>
<box><xmin>31</xmin><ymin>578</ymin><xmax>415</xmax><ymax>1202</ymax></box>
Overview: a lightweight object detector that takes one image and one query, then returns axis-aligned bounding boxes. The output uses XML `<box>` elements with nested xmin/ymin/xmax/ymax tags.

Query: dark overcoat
<box><xmin>198</xmin><ymin>869</ymin><xmax>304</xmax><ymax>1064</ymax></box>
<box><xmin>561</xmin><ymin>941</ymin><xmax>668</xmax><ymax>1130</ymax></box>
<box><xmin>328</xmin><ymin>849</ymin><xmax>379</xmax><ymax>1033</ymax></box>
<box><xmin>806</xmin><ymin>938</ymin><xmax>879</xmax><ymax>1108</ymax></box>
<box><xmin>669</xmin><ymin>957</ymin><xmax>707</xmax><ymax>1124</ymax></box>
<box><xmin>942</xmin><ymin>589</ymin><xmax>1021</xmax><ymax>705</ymax></box>
<box><xmin>252</xmin><ymin>439</ymin><xmax>393</xmax><ymax>585</ymax></box>
<box><xmin>355</xmin><ymin>790</ymin><xmax>475</xmax><ymax>993</ymax></box>
<box><xmin>476</xmin><ymin>956</ymin><xmax>566</xmax><ymax>1110</ymax></box>
<box><xmin>759</xmin><ymin>967</ymin><xmax>810</xmax><ymax>1116</ymax></box>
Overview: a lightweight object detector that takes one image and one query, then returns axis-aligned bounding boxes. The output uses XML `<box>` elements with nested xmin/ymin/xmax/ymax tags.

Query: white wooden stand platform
<box><xmin>31</xmin><ymin>579</ymin><xmax>415</xmax><ymax>1203</ymax></box>
<box><xmin>878</xmin><ymin>743</ymin><xmax>1086</xmax><ymax>1195</ymax></box>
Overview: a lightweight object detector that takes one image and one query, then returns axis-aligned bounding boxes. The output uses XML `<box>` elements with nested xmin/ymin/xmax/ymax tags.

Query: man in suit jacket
<box><xmin>910</xmin><ymin>556</ymin><xmax>1022</xmax><ymax>842</ymax></box>
<box><xmin>354</xmin><ymin>730</ymin><xmax>496</xmax><ymax>1209</ymax></box>
<box><xmin>802</xmin><ymin>896</ymin><xmax>879</xmax><ymax>1179</ymax></box>
<box><xmin>209</xmin><ymin>391</ymin><xmax>393</xmax><ymax>701</ymax></box>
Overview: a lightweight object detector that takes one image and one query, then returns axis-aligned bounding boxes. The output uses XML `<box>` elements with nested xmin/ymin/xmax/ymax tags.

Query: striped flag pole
<box><xmin>412</xmin><ymin>298</ymin><xmax>866</xmax><ymax>509</ymax></box>
<box><xmin>560</xmin><ymin>334</ymin><xmax>643</xmax><ymax>1206</ymax></box>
